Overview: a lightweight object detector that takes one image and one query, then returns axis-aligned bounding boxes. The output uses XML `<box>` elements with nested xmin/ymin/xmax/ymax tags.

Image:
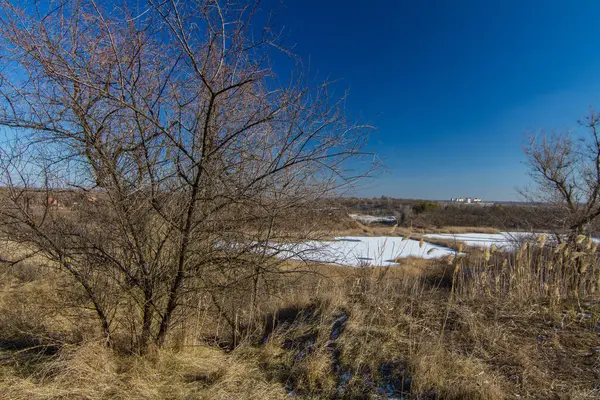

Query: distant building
<box><xmin>450</xmin><ymin>197</ymin><xmax>483</xmax><ymax>204</ymax></box>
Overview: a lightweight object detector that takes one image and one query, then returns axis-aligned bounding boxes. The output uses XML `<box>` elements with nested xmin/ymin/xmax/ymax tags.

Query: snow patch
<box><xmin>422</xmin><ymin>232</ymin><xmax>579</xmax><ymax>250</ymax></box>
<box><xmin>348</xmin><ymin>214</ymin><xmax>397</xmax><ymax>225</ymax></box>
<box><xmin>276</xmin><ymin>236</ymin><xmax>455</xmax><ymax>267</ymax></box>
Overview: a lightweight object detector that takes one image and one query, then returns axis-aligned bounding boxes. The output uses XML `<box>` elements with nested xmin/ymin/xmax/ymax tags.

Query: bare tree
<box><xmin>524</xmin><ymin>109</ymin><xmax>600</xmax><ymax>239</ymax></box>
<box><xmin>0</xmin><ymin>0</ymin><xmax>373</xmax><ymax>353</ymax></box>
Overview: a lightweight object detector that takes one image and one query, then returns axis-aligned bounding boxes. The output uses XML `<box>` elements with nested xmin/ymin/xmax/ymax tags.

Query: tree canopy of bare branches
<box><xmin>524</xmin><ymin>109</ymin><xmax>600</xmax><ymax>238</ymax></box>
<box><xmin>0</xmin><ymin>0</ymin><xmax>373</xmax><ymax>353</ymax></box>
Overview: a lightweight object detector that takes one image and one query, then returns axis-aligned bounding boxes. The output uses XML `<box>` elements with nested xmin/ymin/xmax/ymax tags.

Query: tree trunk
<box><xmin>138</xmin><ymin>288</ymin><xmax>154</xmax><ymax>354</ymax></box>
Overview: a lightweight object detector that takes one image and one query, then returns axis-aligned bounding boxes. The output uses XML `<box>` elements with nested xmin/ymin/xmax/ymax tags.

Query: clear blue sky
<box><xmin>263</xmin><ymin>0</ymin><xmax>600</xmax><ymax>200</ymax></box>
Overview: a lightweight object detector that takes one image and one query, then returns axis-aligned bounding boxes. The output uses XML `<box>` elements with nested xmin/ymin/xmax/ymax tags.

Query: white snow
<box><xmin>348</xmin><ymin>214</ymin><xmax>397</xmax><ymax>224</ymax></box>
<box><xmin>275</xmin><ymin>236</ymin><xmax>456</xmax><ymax>267</ymax></box>
<box><xmin>423</xmin><ymin>232</ymin><xmax>549</xmax><ymax>250</ymax></box>
<box><xmin>270</xmin><ymin>232</ymin><xmax>600</xmax><ymax>268</ymax></box>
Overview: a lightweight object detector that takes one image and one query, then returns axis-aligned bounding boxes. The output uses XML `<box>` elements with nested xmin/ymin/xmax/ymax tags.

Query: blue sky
<box><xmin>263</xmin><ymin>0</ymin><xmax>600</xmax><ymax>200</ymax></box>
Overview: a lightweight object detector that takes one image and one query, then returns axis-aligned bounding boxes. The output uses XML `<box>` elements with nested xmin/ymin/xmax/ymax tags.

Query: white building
<box><xmin>451</xmin><ymin>197</ymin><xmax>483</xmax><ymax>204</ymax></box>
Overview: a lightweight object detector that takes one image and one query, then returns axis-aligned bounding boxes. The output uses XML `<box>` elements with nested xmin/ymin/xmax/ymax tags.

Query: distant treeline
<box><xmin>330</xmin><ymin>197</ymin><xmax>600</xmax><ymax>234</ymax></box>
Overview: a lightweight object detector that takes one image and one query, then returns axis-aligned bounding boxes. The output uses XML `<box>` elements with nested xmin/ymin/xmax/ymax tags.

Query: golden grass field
<box><xmin>0</xmin><ymin>231</ymin><xmax>599</xmax><ymax>399</ymax></box>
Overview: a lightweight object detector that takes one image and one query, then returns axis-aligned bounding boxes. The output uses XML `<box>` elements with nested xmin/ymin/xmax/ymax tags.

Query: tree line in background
<box><xmin>335</xmin><ymin>197</ymin><xmax>600</xmax><ymax>234</ymax></box>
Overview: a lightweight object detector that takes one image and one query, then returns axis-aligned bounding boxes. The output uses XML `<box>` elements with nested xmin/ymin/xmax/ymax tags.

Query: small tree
<box><xmin>0</xmin><ymin>0</ymin><xmax>373</xmax><ymax>353</ymax></box>
<box><xmin>412</xmin><ymin>201</ymin><xmax>440</xmax><ymax>214</ymax></box>
<box><xmin>524</xmin><ymin>109</ymin><xmax>600</xmax><ymax>239</ymax></box>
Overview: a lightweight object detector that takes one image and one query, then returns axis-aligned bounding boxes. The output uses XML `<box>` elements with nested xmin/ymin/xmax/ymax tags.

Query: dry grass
<box><xmin>0</xmin><ymin>341</ymin><xmax>288</xmax><ymax>400</ymax></box>
<box><xmin>237</xmin><ymin>257</ymin><xmax>598</xmax><ymax>399</ymax></box>
<box><xmin>452</xmin><ymin>236</ymin><xmax>600</xmax><ymax>303</ymax></box>
<box><xmin>425</xmin><ymin>226</ymin><xmax>500</xmax><ymax>234</ymax></box>
<box><xmin>1</xmin><ymin>238</ymin><xmax>599</xmax><ymax>399</ymax></box>
<box><xmin>327</xmin><ymin>224</ymin><xmax>499</xmax><ymax>239</ymax></box>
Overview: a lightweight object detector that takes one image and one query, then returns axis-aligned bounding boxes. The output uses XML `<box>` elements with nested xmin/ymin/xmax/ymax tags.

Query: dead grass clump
<box><xmin>410</xmin><ymin>344</ymin><xmax>506</xmax><ymax>400</ymax></box>
<box><xmin>432</xmin><ymin>226</ymin><xmax>500</xmax><ymax>234</ymax></box>
<box><xmin>0</xmin><ymin>268</ymin><xmax>102</xmax><ymax>352</ymax></box>
<box><xmin>0</xmin><ymin>341</ymin><xmax>288</xmax><ymax>400</ymax></box>
<box><xmin>3</xmin><ymin>262</ymin><xmax>45</xmax><ymax>284</ymax></box>
<box><xmin>0</xmin><ymin>280</ymin><xmax>65</xmax><ymax>342</ymax></box>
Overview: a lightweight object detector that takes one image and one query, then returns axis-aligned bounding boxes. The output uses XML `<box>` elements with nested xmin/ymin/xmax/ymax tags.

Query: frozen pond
<box><xmin>276</xmin><ymin>236</ymin><xmax>456</xmax><ymax>267</ymax></box>
<box><xmin>423</xmin><ymin>232</ymin><xmax>531</xmax><ymax>250</ymax></box>
<box><xmin>423</xmin><ymin>231</ymin><xmax>600</xmax><ymax>250</ymax></box>
<box><xmin>272</xmin><ymin>232</ymin><xmax>600</xmax><ymax>268</ymax></box>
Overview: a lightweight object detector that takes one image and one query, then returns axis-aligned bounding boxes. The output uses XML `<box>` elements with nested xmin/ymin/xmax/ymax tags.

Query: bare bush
<box><xmin>524</xmin><ymin>109</ymin><xmax>600</xmax><ymax>239</ymax></box>
<box><xmin>0</xmin><ymin>0</ymin><xmax>373</xmax><ymax>353</ymax></box>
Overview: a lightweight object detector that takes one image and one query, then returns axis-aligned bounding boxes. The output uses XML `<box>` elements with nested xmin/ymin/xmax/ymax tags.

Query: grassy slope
<box><xmin>0</xmin><ymin>229</ymin><xmax>599</xmax><ymax>399</ymax></box>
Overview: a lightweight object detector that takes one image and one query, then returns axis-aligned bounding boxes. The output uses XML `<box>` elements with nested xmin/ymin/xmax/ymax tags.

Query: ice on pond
<box><xmin>275</xmin><ymin>236</ymin><xmax>456</xmax><ymax>267</ymax></box>
<box><xmin>422</xmin><ymin>231</ymin><xmax>600</xmax><ymax>250</ymax></box>
<box><xmin>423</xmin><ymin>232</ymin><xmax>527</xmax><ymax>250</ymax></box>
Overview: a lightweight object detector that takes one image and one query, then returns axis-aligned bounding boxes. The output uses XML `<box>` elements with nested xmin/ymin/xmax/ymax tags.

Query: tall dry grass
<box><xmin>451</xmin><ymin>235</ymin><xmax>600</xmax><ymax>304</ymax></box>
<box><xmin>1</xmin><ymin>237</ymin><xmax>599</xmax><ymax>399</ymax></box>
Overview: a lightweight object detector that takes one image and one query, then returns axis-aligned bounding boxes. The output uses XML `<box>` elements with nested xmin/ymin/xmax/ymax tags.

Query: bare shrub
<box><xmin>524</xmin><ymin>109</ymin><xmax>600</xmax><ymax>238</ymax></box>
<box><xmin>0</xmin><ymin>0</ymin><xmax>373</xmax><ymax>354</ymax></box>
